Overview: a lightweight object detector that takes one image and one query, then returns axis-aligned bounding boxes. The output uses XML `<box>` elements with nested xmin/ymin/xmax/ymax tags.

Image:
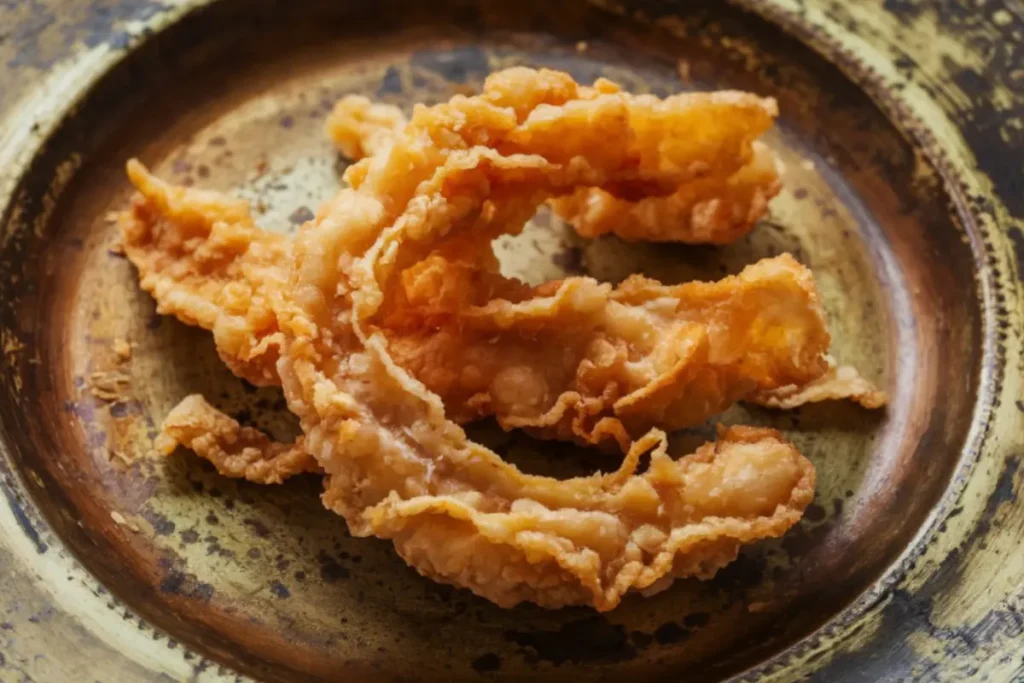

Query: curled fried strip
<box><xmin>751</xmin><ymin>357</ymin><xmax>887</xmax><ymax>410</ymax></box>
<box><xmin>269</xmin><ymin>68</ymin><xmax>817</xmax><ymax>609</ymax></box>
<box><xmin>157</xmin><ymin>394</ymin><xmax>318</xmax><ymax>484</ymax></box>
<box><xmin>119</xmin><ymin>163</ymin><xmax>286</xmax><ymax>386</ymax></box>
<box><xmin>326</xmin><ymin>68</ymin><xmax>781</xmax><ymax>244</ymax></box>
<box><xmin>122</xmin><ymin>164</ymin><xmax>857</xmax><ymax>448</ymax></box>
<box><xmin>388</xmin><ymin>251</ymin><xmax>833</xmax><ymax>446</ymax></box>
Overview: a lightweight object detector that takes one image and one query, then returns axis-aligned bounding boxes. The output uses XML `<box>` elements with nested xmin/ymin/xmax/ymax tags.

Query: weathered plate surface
<box><xmin>0</xmin><ymin>1</ymin><xmax>1021</xmax><ymax>681</ymax></box>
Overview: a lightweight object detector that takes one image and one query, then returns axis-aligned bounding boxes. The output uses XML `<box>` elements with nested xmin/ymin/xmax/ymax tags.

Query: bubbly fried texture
<box><xmin>327</xmin><ymin>95</ymin><xmax>409</xmax><ymax>159</ymax></box>
<box><xmin>326</xmin><ymin>73</ymin><xmax>781</xmax><ymax>244</ymax></box>
<box><xmin>751</xmin><ymin>357</ymin><xmax>887</xmax><ymax>410</ymax></box>
<box><xmin>157</xmin><ymin>394</ymin><xmax>318</xmax><ymax>484</ymax></box>
<box><xmin>387</xmin><ymin>252</ymin><xmax>832</xmax><ymax>448</ymax></box>
<box><xmin>122</xmin><ymin>163</ymin><xmax>838</xmax><ymax>448</ymax></box>
<box><xmin>262</xmin><ymin>67</ymin><xmax>817</xmax><ymax>609</ymax></box>
<box><xmin>119</xmin><ymin>68</ymin><xmax>889</xmax><ymax>609</ymax></box>
<box><xmin>119</xmin><ymin>163</ymin><xmax>286</xmax><ymax>386</ymax></box>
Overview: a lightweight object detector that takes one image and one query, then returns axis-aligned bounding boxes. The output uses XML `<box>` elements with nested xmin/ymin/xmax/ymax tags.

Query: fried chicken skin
<box><xmin>157</xmin><ymin>394</ymin><xmax>318</xmax><ymax>483</ymax></box>
<box><xmin>258</xmin><ymin>68</ymin><xmax>819</xmax><ymax>609</ymax></box>
<box><xmin>120</xmin><ymin>164</ymin><xmax>286</xmax><ymax>387</ymax></box>
<box><xmin>326</xmin><ymin>68</ymin><xmax>782</xmax><ymax>244</ymax></box>
<box><xmin>123</xmin><ymin>70</ymin><xmax>881</xmax><ymax>447</ymax></box>
<box><xmin>123</xmin><ymin>162</ymin><xmax>843</xmax><ymax>448</ymax></box>
<box><xmin>119</xmin><ymin>68</ymin><xmax>884</xmax><ymax>609</ymax></box>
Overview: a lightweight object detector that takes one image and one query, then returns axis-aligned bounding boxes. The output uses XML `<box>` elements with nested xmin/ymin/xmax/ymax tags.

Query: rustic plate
<box><xmin>1</xmin><ymin>1</ymin><xmax>1022</xmax><ymax>681</ymax></box>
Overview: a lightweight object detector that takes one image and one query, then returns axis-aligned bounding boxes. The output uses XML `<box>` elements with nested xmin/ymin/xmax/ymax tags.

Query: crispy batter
<box><xmin>123</xmin><ymin>163</ymin><xmax>837</xmax><ymax>447</ymax></box>
<box><xmin>326</xmin><ymin>95</ymin><xmax>409</xmax><ymax>159</ymax></box>
<box><xmin>325</xmin><ymin>68</ymin><xmax>781</xmax><ymax>244</ymax></box>
<box><xmin>386</xmin><ymin>252</ymin><xmax>833</xmax><ymax>447</ymax></box>
<box><xmin>260</xmin><ymin>68</ymin><xmax>817</xmax><ymax>609</ymax></box>
<box><xmin>120</xmin><ymin>163</ymin><xmax>287</xmax><ymax>386</ymax></box>
<box><xmin>547</xmin><ymin>141</ymin><xmax>779</xmax><ymax>243</ymax></box>
<box><xmin>751</xmin><ymin>357</ymin><xmax>887</xmax><ymax>410</ymax></box>
<box><xmin>119</xmin><ymin>69</ymin><xmax>892</xmax><ymax>609</ymax></box>
<box><xmin>156</xmin><ymin>394</ymin><xmax>318</xmax><ymax>484</ymax></box>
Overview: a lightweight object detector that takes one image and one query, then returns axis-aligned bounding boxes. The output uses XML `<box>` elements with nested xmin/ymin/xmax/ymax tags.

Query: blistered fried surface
<box><xmin>387</xmin><ymin>252</ymin><xmax>832</xmax><ymax>447</ymax></box>
<box><xmin>267</xmin><ymin>67</ymin><xmax>817</xmax><ymax>609</ymax></box>
<box><xmin>120</xmin><ymin>161</ymin><xmax>286</xmax><ymax>386</ymax></box>
<box><xmin>157</xmin><ymin>394</ymin><xmax>318</xmax><ymax>484</ymax></box>
<box><xmin>751</xmin><ymin>357</ymin><xmax>887</xmax><ymax>409</ymax></box>
<box><xmin>325</xmin><ymin>71</ymin><xmax>781</xmax><ymax>244</ymax></box>
<box><xmin>123</xmin><ymin>161</ymin><xmax>836</xmax><ymax>448</ymax></box>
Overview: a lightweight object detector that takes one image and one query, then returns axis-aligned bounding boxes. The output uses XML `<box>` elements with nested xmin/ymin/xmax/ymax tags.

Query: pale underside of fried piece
<box><xmin>750</xmin><ymin>356</ymin><xmax>887</xmax><ymax>410</ymax></box>
<box><xmin>156</xmin><ymin>394</ymin><xmax>318</xmax><ymax>484</ymax></box>
<box><xmin>258</xmin><ymin>67</ymin><xmax>821</xmax><ymax>610</ymax></box>
<box><xmin>326</xmin><ymin>73</ymin><xmax>781</xmax><ymax>245</ymax></box>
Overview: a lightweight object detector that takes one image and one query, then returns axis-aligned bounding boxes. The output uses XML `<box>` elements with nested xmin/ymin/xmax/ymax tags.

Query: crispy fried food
<box><xmin>156</xmin><ymin>394</ymin><xmax>318</xmax><ymax>484</ymax></box>
<box><xmin>121</xmin><ymin>68</ymin><xmax>889</xmax><ymax>609</ymax></box>
<box><xmin>751</xmin><ymin>356</ymin><xmax>887</xmax><ymax>410</ymax></box>
<box><xmin>326</xmin><ymin>95</ymin><xmax>409</xmax><ymax>159</ymax></box>
<box><xmin>119</xmin><ymin>164</ymin><xmax>286</xmax><ymax>386</ymax></box>
<box><xmin>547</xmin><ymin>140</ymin><xmax>779</xmax><ymax>243</ymax></box>
<box><xmin>387</xmin><ymin>252</ymin><xmax>832</xmax><ymax>448</ymax></box>
<box><xmin>258</xmin><ymin>67</ymin><xmax>818</xmax><ymax>609</ymax></box>
<box><xmin>123</xmin><ymin>161</ymin><xmax>842</xmax><ymax>448</ymax></box>
<box><xmin>325</xmin><ymin>69</ymin><xmax>781</xmax><ymax>244</ymax></box>
<box><xmin>123</xmin><ymin>68</ymin><xmax>883</xmax><ymax>450</ymax></box>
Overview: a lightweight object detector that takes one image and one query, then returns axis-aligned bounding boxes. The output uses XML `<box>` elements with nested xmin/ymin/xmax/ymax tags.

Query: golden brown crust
<box><xmin>325</xmin><ymin>72</ymin><xmax>781</xmax><ymax>245</ymax></box>
<box><xmin>275</xmin><ymin>67</ymin><xmax>817</xmax><ymax>609</ymax></box>
<box><xmin>157</xmin><ymin>394</ymin><xmax>318</xmax><ymax>484</ymax></box>
<box><xmin>120</xmin><ymin>162</ymin><xmax>286</xmax><ymax>386</ymax></box>
<box><xmin>749</xmin><ymin>356</ymin><xmax>887</xmax><ymax>409</ymax></box>
<box><xmin>123</xmin><ymin>68</ymin><xmax>829</xmax><ymax>610</ymax></box>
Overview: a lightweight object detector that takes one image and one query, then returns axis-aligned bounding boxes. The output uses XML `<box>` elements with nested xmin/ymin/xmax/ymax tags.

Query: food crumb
<box><xmin>747</xmin><ymin>601</ymin><xmax>772</xmax><ymax>613</ymax></box>
<box><xmin>108</xmin><ymin>448</ymin><xmax>137</xmax><ymax>468</ymax></box>
<box><xmin>114</xmin><ymin>338</ymin><xmax>132</xmax><ymax>361</ymax></box>
<box><xmin>576</xmin><ymin>40</ymin><xmax>589</xmax><ymax>53</ymax></box>
<box><xmin>111</xmin><ymin>511</ymin><xmax>141</xmax><ymax>532</ymax></box>
<box><xmin>801</xmin><ymin>159</ymin><xmax>816</xmax><ymax>171</ymax></box>
<box><xmin>677</xmin><ymin>59</ymin><xmax>691</xmax><ymax>82</ymax></box>
<box><xmin>89</xmin><ymin>371</ymin><xmax>130</xmax><ymax>401</ymax></box>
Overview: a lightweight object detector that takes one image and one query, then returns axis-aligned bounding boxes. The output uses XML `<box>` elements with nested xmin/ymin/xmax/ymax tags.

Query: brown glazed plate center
<box><xmin>0</xmin><ymin>1</ymin><xmax>1022</xmax><ymax>681</ymax></box>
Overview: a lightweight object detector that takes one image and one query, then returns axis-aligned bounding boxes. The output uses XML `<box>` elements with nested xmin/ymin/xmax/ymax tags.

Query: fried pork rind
<box><xmin>261</xmin><ymin>68</ymin><xmax>817</xmax><ymax>609</ymax></box>
<box><xmin>119</xmin><ymin>163</ymin><xmax>286</xmax><ymax>386</ymax></box>
<box><xmin>122</xmin><ymin>172</ymin><xmax>836</xmax><ymax>450</ymax></box>
<box><xmin>751</xmin><ymin>356</ymin><xmax>887</xmax><ymax>410</ymax></box>
<box><xmin>157</xmin><ymin>394</ymin><xmax>318</xmax><ymax>484</ymax></box>
<box><xmin>118</xmin><ymin>68</ymin><xmax>886</xmax><ymax>609</ymax></box>
<box><xmin>326</xmin><ymin>69</ymin><xmax>781</xmax><ymax>244</ymax></box>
